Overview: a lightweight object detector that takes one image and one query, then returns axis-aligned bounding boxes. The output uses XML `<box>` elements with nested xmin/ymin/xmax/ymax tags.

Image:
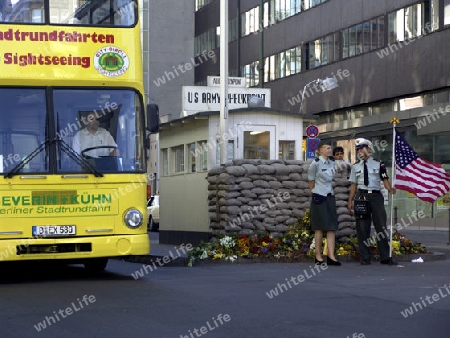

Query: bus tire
<box><xmin>84</xmin><ymin>258</ymin><xmax>108</xmax><ymax>273</ymax></box>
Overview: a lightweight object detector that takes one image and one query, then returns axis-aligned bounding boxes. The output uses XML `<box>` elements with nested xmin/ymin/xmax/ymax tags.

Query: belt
<box><xmin>359</xmin><ymin>189</ymin><xmax>380</xmax><ymax>194</ymax></box>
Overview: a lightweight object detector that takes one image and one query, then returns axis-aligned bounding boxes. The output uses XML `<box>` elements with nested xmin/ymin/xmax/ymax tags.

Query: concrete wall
<box><xmin>160</xmin><ymin>171</ymin><xmax>209</xmax><ymax>231</ymax></box>
<box><xmin>147</xmin><ymin>0</ymin><xmax>195</xmax><ymax>117</ymax></box>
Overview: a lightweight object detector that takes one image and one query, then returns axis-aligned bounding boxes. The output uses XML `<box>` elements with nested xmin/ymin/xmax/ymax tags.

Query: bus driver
<box><xmin>72</xmin><ymin>112</ymin><xmax>117</xmax><ymax>158</ymax></box>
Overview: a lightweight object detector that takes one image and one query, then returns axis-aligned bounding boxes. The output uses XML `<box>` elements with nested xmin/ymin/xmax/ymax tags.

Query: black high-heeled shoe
<box><xmin>315</xmin><ymin>257</ymin><xmax>324</xmax><ymax>265</ymax></box>
<box><xmin>326</xmin><ymin>256</ymin><xmax>342</xmax><ymax>266</ymax></box>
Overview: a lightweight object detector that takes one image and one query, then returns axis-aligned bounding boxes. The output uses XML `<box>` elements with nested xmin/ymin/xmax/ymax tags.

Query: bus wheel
<box><xmin>84</xmin><ymin>258</ymin><xmax>108</xmax><ymax>273</ymax></box>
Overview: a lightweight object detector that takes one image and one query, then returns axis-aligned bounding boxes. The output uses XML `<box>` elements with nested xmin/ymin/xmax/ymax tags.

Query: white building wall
<box><xmin>207</xmin><ymin>111</ymin><xmax>304</xmax><ymax>166</ymax></box>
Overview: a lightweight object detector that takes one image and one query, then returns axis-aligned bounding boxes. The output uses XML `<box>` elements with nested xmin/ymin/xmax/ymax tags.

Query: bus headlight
<box><xmin>124</xmin><ymin>209</ymin><xmax>144</xmax><ymax>229</ymax></box>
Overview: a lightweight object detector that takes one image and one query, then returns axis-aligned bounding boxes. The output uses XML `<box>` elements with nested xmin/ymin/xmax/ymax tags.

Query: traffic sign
<box><xmin>306</xmin><ymin>138</ymin><xmax>320</xmax><ymax>159</ymax></box>
<box><xmin>306</xmin><ymin>125</ymin><xmax>319</xmax><ymax>138</ymax></box>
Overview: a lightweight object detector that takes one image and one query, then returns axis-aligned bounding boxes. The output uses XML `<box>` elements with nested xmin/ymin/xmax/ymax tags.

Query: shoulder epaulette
<box><xmin>314</xmin><ymin>158</ymin><xmax>319</xmax><ymax>162</ymax></box>
<box><xmin>329</xmin><ymin>156</ymin><xmax>335</xmax><ymax>161</ymax></box>
<box><xmin>372</xmin><ymin>158</ymin><xmax>380</xmax><ymax>162</ymax></box>
<box><xmin>353</xmin><ymin>160</ymin><xmax>360</xmax><ymax>165</ymax></box>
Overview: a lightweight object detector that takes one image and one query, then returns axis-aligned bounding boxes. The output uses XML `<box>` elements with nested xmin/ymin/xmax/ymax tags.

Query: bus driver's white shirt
<box><xmin>72</xmin><ymin>127</ymin><xmax>117</xmax><ymax>158</ymax></box>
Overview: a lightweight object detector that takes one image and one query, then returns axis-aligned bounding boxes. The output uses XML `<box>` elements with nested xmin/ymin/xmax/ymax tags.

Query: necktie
<box><xmin>363</xmin><ymin>160</ymin><xmax>369</xmax><ymax>186</ymax></box>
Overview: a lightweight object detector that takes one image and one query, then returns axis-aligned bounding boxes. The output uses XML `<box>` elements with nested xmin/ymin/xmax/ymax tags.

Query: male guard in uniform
<box><xmin>347</xmin><ymin>138</ymin><xmax>397</xmax><ymax>265</ymax></box>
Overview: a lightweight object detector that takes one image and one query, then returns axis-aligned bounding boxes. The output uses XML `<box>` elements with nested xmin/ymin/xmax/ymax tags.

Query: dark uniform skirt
<box><xmin>310</xmin><ymin>194</ymin><xmax>338</xmax><ymax>231</ymax></box>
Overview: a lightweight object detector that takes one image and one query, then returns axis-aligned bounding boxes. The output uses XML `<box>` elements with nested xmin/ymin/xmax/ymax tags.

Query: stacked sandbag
<box><xmin>333</xmin><ymin>160</ymin><xmax>356</xmax><ymax>242</ymax></box>
<box><xmin>207</xmin><ymin>159</ymin><xmax>355</xmax><ymax>241</ymax></box>
<box><xmin>207</xmin><ymin>159</ymin><xmax>310</xmax><ymax>237</ymax></box>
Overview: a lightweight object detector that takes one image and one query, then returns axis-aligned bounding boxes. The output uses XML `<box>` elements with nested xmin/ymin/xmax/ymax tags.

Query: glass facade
<box><xmin>236</xmin><ymin>2</ymin><xmax>436</xmax><ymax>87</ymax></box>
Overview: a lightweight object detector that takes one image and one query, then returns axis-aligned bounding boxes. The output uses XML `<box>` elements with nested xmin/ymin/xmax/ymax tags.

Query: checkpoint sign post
<box><xmin>306</xmin><ymin>125</ymin><xmax>319</xmax><ymax>138</ymax></box>
<box><xmin>306</xmin><ymin>125</ymin><xmax>320</xmax><ymax>159</ymax></box>
<box><xmin>306</xmin><ymin>138</ymin><xmax>320</xmax><ymax>159</ymax></box>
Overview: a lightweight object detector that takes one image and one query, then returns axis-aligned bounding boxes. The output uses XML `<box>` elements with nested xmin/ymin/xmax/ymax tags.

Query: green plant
<box><xmin>186</xmin><ymin>210</ymin><xmax>429</xmax><ymax>266</ymax></box>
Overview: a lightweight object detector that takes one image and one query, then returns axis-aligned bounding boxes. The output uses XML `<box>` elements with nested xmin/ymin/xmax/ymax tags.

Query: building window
<box><xmin>189</xmin><ymin>141</ymin><xmax>209</xmax><ymax>172</ymax></box>
<box><xmin>243</xmin><ymin>61</ymin><xmax>260</xmax><ymax>87</ymax></box>
<box><xmin>342</xmin><ymin>15</ymin><xmax>384</xmax><ymax>59</ymax></box>
<box><xmin>342</xmin><ymin>28</ymin><xmax>349</xmax><ymax>58</ymax></box>
<box><xmin>195</xmin><ymin>0</ymin><xmax>214</xmax><ymax>11</ymax></box>
<box><xmin>229</xmin><ymin>16</ymin><xmax>238</xmax><ymax>42</ymax></box>
<box><xmin>355</xmin><ymin>23</ymin><xmax>363</xmax><ymax>55</ymax></box>
<box><xmin>445</xmin><ymin>0</ymin><xmax>450</xmax><ymax>25</ymax></box>
<box><xmin>308</xmin><ymin>40</ymin><xmax>319</xmax><ymax>69</ymax></box>
<box><xmin>388</xmin><ymin>3</ymin><xmax>431</xmax><ymax>44</ymax></box>
<box><xmin>264</xmin><ymin>57</ymin><xmax>270</xmax><ymax>83</ymax></box>
<box><xmin>188</xmin><ymin>141</ymin><xmax>209</xmax><ymax>172</ymax></box>
<box><xmin>252</xmin><ymin>61</ymin><xmax>259</xmax><ymax>86</ymax></box>
<box><xmin>161</xmin><ymin>149</ymin><xmax>168</xmax><ymax>176</ymax></box>
<box><xmin>198</xmin><ymin>140</ymin><xmax>208</xmax><ymax>171</ymax></box>
<box><xmin>241</xmin><ymin>6</ymin><xmax>259</xmax><ymax>36</ymax></box>
<box><xmin>188</xmin><ymin>143</ymin><xmax>196</xmax><ymax>173</ymax></box>
<box><xmin>371</xmin><ymin>16</ymin><xmax>385</xmax><ymax>50</ymax></box>
<box><xmin>342</xmin><ymin>25</ymin><xmax>359</xmax><ymax>58</ymax></box>
<box><xmin>405</xmin><ymin>3</ymin><xmax>423</xmax><ymax>39</ymax></box>
<box><xmin>244</xmin><ymin>131</ymin><xmax>270</xmax><ymax>159</ymax></box>
<box><xmin>216</xmin><ymin>141</ymin><xmax>234</xmax><ymax>166</ymax></box>
<box><xmin>269</xmin><ymin>55</ymin><xmax>275</xmax><ymax>82</ymax></box>
<box><xmin>348</xmin><ymin>25</ymin><xmax>357</xmax><ymax>57</ymax></box>
<box><xmin>263</xmin><ymin>1</ymin><xmax>270</xmax><ymax>27</ymax></box>
<box><xmin>173</xmin><ymin>145</ymin><xmax>184</xmax><ymax>173</ymax></box>
<box><xmin>279</xmin><ymin>141</ymin><xmax>295</xmax><ymax>160</ymax></box>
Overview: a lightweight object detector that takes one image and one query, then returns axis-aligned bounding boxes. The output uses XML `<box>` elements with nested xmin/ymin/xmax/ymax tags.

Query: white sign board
<box><xmin>182</xmin><ymin>86</ymin><xmax>271</xmax><ymax>114</ymax></box>
<box><xmin>207</xmin><ymin>76</ymin><xmax>246</xmax><ymax>87</ymax></box>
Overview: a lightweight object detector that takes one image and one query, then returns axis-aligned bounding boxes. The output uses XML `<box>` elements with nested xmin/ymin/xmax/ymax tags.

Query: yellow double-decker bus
<box><xmin>0</xmin><ymin>0</ymin><xmax>150</xmax><ymax>272</ymax></box>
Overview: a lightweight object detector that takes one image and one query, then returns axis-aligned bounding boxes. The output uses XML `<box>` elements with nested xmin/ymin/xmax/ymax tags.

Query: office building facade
<box><xmin>194</xmin><ymin>0</ymin><xmax>450</xmax><ymax>225</ymax></box>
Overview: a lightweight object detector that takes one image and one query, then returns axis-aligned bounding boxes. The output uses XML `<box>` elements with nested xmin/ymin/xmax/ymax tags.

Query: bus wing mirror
<box><xmin>146</xmin><ymin>104</ymin><xmax>159</xmax><ymax>133</ymax></box>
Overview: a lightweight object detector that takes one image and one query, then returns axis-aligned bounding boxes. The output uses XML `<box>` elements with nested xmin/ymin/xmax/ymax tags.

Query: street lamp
<box><xmin>298</xmin><ymin>77</ymin><xmax>338</xmax><ymax>114</ymax></box>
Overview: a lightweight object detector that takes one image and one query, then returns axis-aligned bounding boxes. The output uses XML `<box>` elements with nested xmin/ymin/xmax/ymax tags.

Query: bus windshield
<box><xmin>0</xmin><ymin>0</ymin><xmax>136</xmax><ymax>26</ymax></box>
<box><xmin>0</xmin><ymin>87</ymin><xmax>146</xmax><ymax>176</ymax></box>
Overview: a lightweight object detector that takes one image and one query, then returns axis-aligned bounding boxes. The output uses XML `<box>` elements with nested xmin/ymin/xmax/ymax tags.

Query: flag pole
<box><xmin>389</xmin><ymin>118</ymin><xmax>399</xmax><ymax>259</ymax></box>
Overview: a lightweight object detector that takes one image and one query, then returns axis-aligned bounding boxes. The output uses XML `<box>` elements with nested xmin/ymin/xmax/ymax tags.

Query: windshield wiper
<box><xmin>4</xmin><ymin>140</ymin><xmax>49</xmax><ymax>178</ymax></box>
<box><xmin>56</xmin><ymin>138</ymin><xmax>103</xmax><ymax>177</ymax></box>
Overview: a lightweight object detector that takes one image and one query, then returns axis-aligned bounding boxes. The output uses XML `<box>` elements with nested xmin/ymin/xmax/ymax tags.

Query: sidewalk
<box><xmin>400</xmin><ymin>227</ymin><xmax>450</xmax><ymax>254</ymax></box>
<box><xmin>148</xmin><ymin>231</ymin><xmax>188</xmax><ymax>258</ymax></box>
<box><xmin>140</xmin><ymin>227</ymin><xmax>450</xmax><ymax>265</ymax></box>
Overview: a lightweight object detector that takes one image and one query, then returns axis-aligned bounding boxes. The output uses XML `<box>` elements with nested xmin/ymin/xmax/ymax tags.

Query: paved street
<box><xmin>0</xmin><ymin>257</ymin><xmax>449</xmax><ymax>338</ymax></box>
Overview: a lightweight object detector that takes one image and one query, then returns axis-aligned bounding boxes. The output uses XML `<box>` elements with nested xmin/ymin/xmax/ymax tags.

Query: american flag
<box><xmin>394</xmin><ymin>130</ymin><xmax>450</xmax><ymax>203</ymax></box>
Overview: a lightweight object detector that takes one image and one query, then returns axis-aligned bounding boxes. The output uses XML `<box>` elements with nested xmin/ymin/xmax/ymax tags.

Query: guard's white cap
<box><xmin>355</xmin><ymin>138</ymin><xmax>373</xmax><ymax>151</ymax></box>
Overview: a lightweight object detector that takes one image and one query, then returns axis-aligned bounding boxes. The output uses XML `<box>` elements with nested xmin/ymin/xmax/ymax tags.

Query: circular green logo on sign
<box><xmin>94</xmin><ymin>46</ymin><xmax>129</xmax><ymax>77</ymax></box>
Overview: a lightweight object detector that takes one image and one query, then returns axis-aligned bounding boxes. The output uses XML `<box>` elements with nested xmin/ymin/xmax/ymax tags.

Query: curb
<box><xmin>117</xmin><ymin>251</ymin><xmax>445</xmax><ymax>267</ymax></box>
<box><xmin>188</xmin><ymin>252</ymin><xmax>446</xmax><ymax>267</ymax></box>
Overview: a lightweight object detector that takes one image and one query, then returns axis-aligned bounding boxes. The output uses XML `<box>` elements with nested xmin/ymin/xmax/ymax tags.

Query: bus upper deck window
<box><xmin>0</xmin><ymin>0</ymin><xmax>12</xmax><ymax>22</ymax></box>
<box><xmin>49</xmin><ymin>0</ymin><xmax>136</xmax><ymax>26</ymax></box>
<box><xmin>3</xmin><ymin>0</ymin><xmax>45</xmax><ymax>23</ymax></box>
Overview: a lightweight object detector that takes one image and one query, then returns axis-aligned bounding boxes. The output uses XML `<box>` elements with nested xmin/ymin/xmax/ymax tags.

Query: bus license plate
<box><xmin>32</xmin><ymin>225</ymin><xmax>76</xmax><ymax>237</ymax></box>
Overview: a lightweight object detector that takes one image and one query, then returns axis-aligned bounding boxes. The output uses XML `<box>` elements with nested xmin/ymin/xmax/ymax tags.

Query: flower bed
<box><xmin>187</xmin><ymin>210</ymin><xmax>429</xmax><ymax>266</ymax></box>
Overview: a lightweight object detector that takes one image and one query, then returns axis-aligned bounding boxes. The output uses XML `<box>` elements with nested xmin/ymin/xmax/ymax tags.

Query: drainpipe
<box><xmin>259</xmin><ymin>0</ymin><xmax>264</xmax><ymax>87</ymax></box>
